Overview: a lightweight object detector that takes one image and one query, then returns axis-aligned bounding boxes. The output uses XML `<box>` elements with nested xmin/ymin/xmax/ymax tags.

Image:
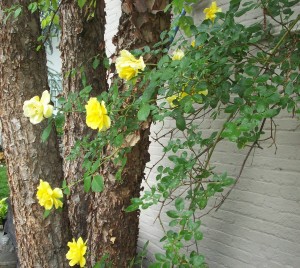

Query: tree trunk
<box><xmin>86</xmin><ymin>1</ymin><xmax>171</xmax><ymax>266</ymax></box>
<box><xmin>0</xmin><ymin>1</ymin><xmax>68</xmax><ymax>267</ymax></box>
<box><xmin>60</xmin><ymin>0</ymin><xmax>107</xmax><ymax>239</ymax></box>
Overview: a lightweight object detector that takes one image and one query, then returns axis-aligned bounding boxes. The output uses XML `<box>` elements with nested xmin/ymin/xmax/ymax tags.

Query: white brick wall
<box><xmin>138</xmin><ymin>114</ymin><xmax>300</xmax><ymax>268</ymax></box>
<box><xmin>136</xmin><ymin>1</ymin><xmax>300</xmax><ymax>267</ymax></box>
<box><xmin>104</xmin><ymin>0</ymin><xmax>121</xmax><ymax>56</ymax></box>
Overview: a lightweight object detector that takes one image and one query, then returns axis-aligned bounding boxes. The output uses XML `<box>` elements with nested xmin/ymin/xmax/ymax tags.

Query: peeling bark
<box><xmin>0</xmin><ymin>1</ymin><xmax>68</xmax><ymax>267</ymax></box>
<box><xmin>86</xmin><ymin>1</ymin><xmax>171</xmax><ymax>266</ymax></box>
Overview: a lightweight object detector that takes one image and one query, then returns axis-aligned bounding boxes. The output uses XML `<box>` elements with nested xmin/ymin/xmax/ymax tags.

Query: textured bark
<box><xmin>86</xmin><ymin>1</ymin><xmax>171</xmax><ymax>266</ymax></box>
<box><xmin>0</xmin><ymin>1</ymin><xmax>68</xmax><ymax>267</ymax></box>
<box><xmin>60</xmin><ymin>0</ymin><xmax>107</xmax><ymax>239</ymax></box>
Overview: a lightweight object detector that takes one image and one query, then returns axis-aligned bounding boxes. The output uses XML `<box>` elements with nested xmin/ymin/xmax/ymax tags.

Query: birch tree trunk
<box><xmin>86</xmin><ymin>1</ymin><xmax>171</xmax><ymax>266</ymax></box>
<box><xmin>0</xmin><ymin>1</ymin><xmax>68</xmax><ymax>267</ymax></box>
<box><xmin>60</xmin><ymin>0</ymin><xmax>107</xmax><ymax>239</ymax></box>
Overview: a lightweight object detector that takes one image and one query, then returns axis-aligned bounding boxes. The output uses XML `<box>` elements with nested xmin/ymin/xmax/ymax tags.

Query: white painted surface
<box><xmin>137</xmin><ymin>1</ymin><xmax>300</xmax><ymax>268</ymax></box>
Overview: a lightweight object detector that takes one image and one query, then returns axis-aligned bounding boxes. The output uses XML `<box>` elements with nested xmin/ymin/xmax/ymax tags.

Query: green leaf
<box><xmin>28</xmin><ymin>2</ymin><xmax>38</xmax><ymax>13</ymax></box>
<box><xmin>125</xmin><ymin>203</ymin><xmax>139</xmax><ymax>212</ymax></box>
<box><xmin>157</xmin><ymin>55</ymin><xmax>170</xmax><ymax>69</ymax></box>
<box><xmin>103</xmin><ymin>57</ymin><xmax>110</xmax><ymax>69</ymax></box>
<box><xmin>144</xmin><ymin>46</ymin><xmax>150</xmax><ymax>53</ymax></box>
<box><xmin>93</xmin><ymin>253</ymin><xmax>111</xmax><ymax>268</ymax></box>
<box><xmin>175</xmin><ymin>114</ymin><xmax>186</xmax><ymax>131</ymax></box>
<box><xmin>229</xmin><ymin>0</ymin><xmax>241</xmax><ymax>13</ymax></box>
<box><xmin>54</xmin><ymin>112</ymin><xmax>65</xmax><ymax>135</ymax></box>
<box><xmin>84</xmin><ymin>176</ymin><xmax>92</xmax><ymax>193</ymax></box>
<box><xmin>63</xmin><ymin>186</ymin><xmax>70</xmax><ymax>195</ymax></box>
<box><xmin>198</xmin><ymin>198</ymin><xmax>207</xmax><ymax>209</ymax></box>
<box><xmin>164</xmin><ymin>3</ymin><xmax>172</xmax><ymax>12</ymax></box>
<box><xmin>36</xmin><ymin>45</ymin><xmax>42</xmax><ymax>52</ymax></box>
<box><xmin>41</xmin><ymin>14</ymin><xmax>52</xmax><ymax>29</ymax></box>
<box><xmin>14</xmin><ymin>7</ymin><xmax>22</xmax><ymax>18</ymax></box>
<box><xmin>92</xmin><ymin>57</ymin><xmax>100</xmax><ymax>70</ymax></box>
<box><xmin>235</xmin><ymin>2</ymin><xmax>257</xmax><ymax>17</ymax></box>
<box><xmin>190</xmin><ymin>255</ymin><xmax>205</xmax><ymax>266</ymax></box>
<box><xmin>142</xmin><ymin>87</ymin><xmax>155</xmax><ymax>102</ymax></box>
<box><xmin>114</xmin><ymin>134</ymin><xmax>124</xmax><ymax>147</ymax></box>
<box><xmin>263</xmin><ymin>108</ymin><xmax>280</xmax><ymax>118</ymax></box>
<box><xmin>53</xmin><ymin>14</ymin><xmax>59</xmax><ymax>26</ymax></box>
<box><xmin>138</xmin><ymin>103</ymin><xmax>151</xmax><ymax>121</ymax></box>
<box><xmin>245</xmin><ymin>65</ymin><xmax>260</xmax><ymax>77</ymax></box>
<box><xmin>41</xmin><ymin>122</ymin><xmax>52</xmax><ymax>142</ymax></box>
<box><xmin>194</xmin><ymin>230</ymin><xmax>203</xmax><ymax>240</ymax></box>
<box><xmin>52</xmin><ymin>0</ymin><xmax>58</xmax><ymax>10</ymax></box>
<box><xmin>79</xmin><ymin>85</ymin><xmax>92</xmax><ymax>97</ymax></box>
<box><xmin>43</xmin><ymin>210</ymin><xmax>51</xmax><ymax>219</ymax></box>
<box><xmin>175</xmin><ymin>197</ymin><xmax>184</xmax><ymax>211</ymax></box>
<box><xmin>90</xmin><ymin>159</ymin><xmax>101</xmax><ymax>173</ymax></box>
<box><xmin>166</xmin><ymin>210</ymin><xmax>180</xmax><ymax>218</ymax></box>
<box><xmin>169</xmin><ymin>219</ymin><xmax>178</xmax><ymax>227</ymax></box>
<box><xmin>256</xmin><ymin>74</ymin><xmax>269</xmax><ymax>83</ymax></box>
<box><xmin>184</xmin><ymin>231</ymin><xmax>193</xmax><ymax>241</ymax></box>
<box><xmin>162</xmin><ymin>262</ymin><xmax>171</xmax><ymax>268</ymax></box>
<box><xmin>92</xmin><ymin>175</ymin><xmax>104</xmax><ymax>192</ymax></box>
<box><xmin>62</xmin><ymin>180</ymin><xmax>67</xmax><ymax>189</ymax></box>
<box><xmin>78</xmin><ymin>0</ymin><xmax>87</xmax><ymax>9</ymax></box>
<box><xmin>155</xmin><ymin>253</ymin><xmax>167</xmax><ymax>262</ymax></box>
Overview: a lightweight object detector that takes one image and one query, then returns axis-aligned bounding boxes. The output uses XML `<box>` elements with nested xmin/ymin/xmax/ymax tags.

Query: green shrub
<box><xmin>0</xmin><ymin>166</ymin><xmax>9</xmax><ymax>199</ymax></box>
<box><xmin>0</xmin><ymin>197</ymin><xmax>8</xmax><ymax>222</ymax></box>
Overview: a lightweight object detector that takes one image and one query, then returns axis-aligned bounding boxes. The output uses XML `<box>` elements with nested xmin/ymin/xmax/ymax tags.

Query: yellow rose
<box><xmin>36</xmin><ymin>180</ymin><xmax>63</xmax><ymax>210</ymax></box>
<box><xmin>204</xmin><ymin>1</ymin><xmax>222</xmax><ymax>22</ymax></box>
<box><xmin>116</xmin><ymin>50</ymin><xmax>146</xmax><ymax>81</ymax></box>
<box><xmin>23</xmin><ymin>90</ymin><xmax>53</xmax><ymax>124</ymax></box>
<box><xmin>171</xmin><ymin>49</ymin><xmax>185</xmax><ymax>61</ymax></box>
<box><xmin>191</xmin><ymin>40</ymin><xmax>196</xmax><ymax>47</ymax></box>
<box><xmin>66</xmin><ymin>237</ymin><xmax>87</xmax><ymax>267</ymax></box>
<box><xmin>85</xmin><ymin>98</ymin><xmax>111</xmax><ymax>132</ymax></box>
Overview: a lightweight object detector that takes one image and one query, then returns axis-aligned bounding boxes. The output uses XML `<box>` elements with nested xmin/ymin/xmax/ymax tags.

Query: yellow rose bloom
<box><xmin>204</xmin><ymin>1</ymin><xmax>222</xmax><ymax>22</ymax></box>
<box><xmin>171</xmin><ymin>49</ymin><xmax>185</xmax><ymax>61</ymax></box>
<box><xmin>191</xmin><ymin>40</ymin><xmax>196</xmax><ymax>47</ymax></box>
<box><xmin>66</xmin><ymin>237</ymin><xmax>87</xmax><ymax>267</ymax></box>
<box><xmin>116</xmin><ymin>50</ymin><xmax>146</xmax><ymax>81</ymax></box>
<box><xmin>23</xmin><ymin>90</ymin><xmax>54</xmax><ymax>124</ymax></box>
<box><xmin>36</xmin><ymin>180</ymin><xmax>63</xmax><ymax>210</ymax></box>
<box><xmin>85</xmin><ymin>98</ymin><xmax>111</xmax><ymax>132</ymax></box>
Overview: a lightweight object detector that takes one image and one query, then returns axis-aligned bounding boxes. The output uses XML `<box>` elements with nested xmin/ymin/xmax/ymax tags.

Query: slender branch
<box><xmin>265</xmin><ymin>15</ymin><xmax>300</xmax><ymax>63</ymax></box>
<box><xmin>215</xmin><ymin>118</ymin><xmax>267</xmax><ymax>211</ymax></box>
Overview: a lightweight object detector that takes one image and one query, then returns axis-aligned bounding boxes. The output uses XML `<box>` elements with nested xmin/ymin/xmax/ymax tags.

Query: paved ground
<box><xmin>0</xmin><ymin>229</ymin><xmax>17</xmax><ymax>268</ymax></box>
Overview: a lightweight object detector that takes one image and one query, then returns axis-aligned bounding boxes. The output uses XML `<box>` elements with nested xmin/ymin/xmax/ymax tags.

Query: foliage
<box><xmin>0</xmin><ymin>166</ymin><xmax>9</xmax><ymax>200</ymax></box>
<box><xmin>3</xmin><ymin>0</ymin><xmax>300</xmax><ymax>266</ymax></box>
<box><xmin>0</xmin><ymin>198</ymin><xmax>8</xmax><ymax>222</ymax></box>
